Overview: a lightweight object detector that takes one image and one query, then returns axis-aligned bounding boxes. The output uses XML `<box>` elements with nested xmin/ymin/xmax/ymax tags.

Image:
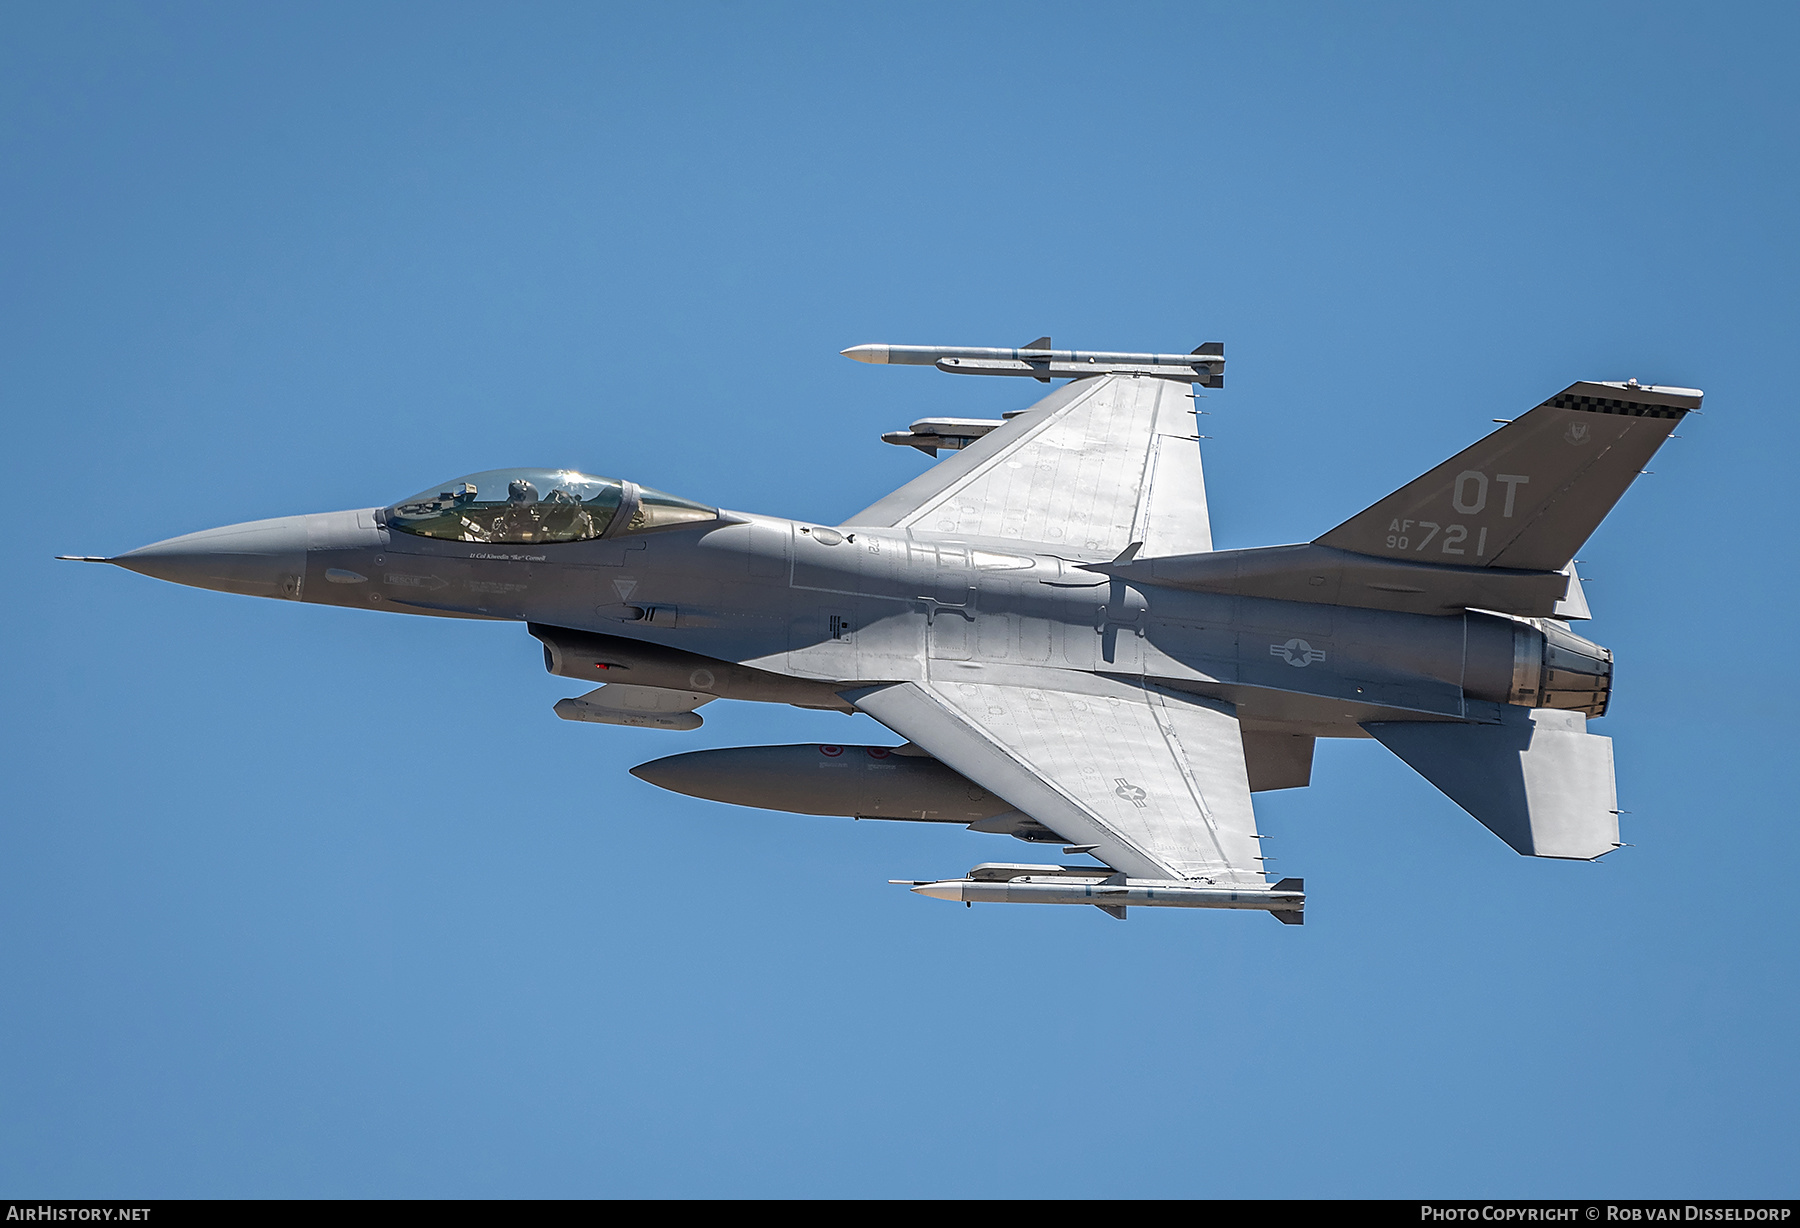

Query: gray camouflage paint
<box><xmin>81</xmin><ymin>362</ymin><xmax>1699</xmax><ymax>913</ymax></box>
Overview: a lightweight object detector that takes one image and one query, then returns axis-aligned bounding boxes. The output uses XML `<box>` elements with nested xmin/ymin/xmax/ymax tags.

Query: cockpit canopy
<box><xmin>386</xmin><ymin>469</ymin><xmax>716</xmax><ymax>545</ymax></box>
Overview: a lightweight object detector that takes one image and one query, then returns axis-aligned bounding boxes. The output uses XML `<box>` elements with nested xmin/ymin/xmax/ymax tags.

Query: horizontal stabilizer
<box><xmin>1365</xmin><ymin>707</ymin><xmax>1618</xmax><ymax>859</ymax></box>
<box><xmin>1317</xmin><ymin>381</ymin><xmax>1702</xmax><ymax>573</ymax></box>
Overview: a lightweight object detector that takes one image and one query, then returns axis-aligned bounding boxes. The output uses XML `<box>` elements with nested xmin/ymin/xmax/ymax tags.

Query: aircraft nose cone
<box><xmin>112</xmin><ymin>515</ymin><xmax>309</xmax><ymax>600</ymax></box>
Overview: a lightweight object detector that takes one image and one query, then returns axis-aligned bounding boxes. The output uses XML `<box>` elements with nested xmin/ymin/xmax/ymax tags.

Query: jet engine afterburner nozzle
<box><xmin>1508</xmin><ymin>620</ymin><xmax>1614</xmax><ymax>718</ymax></box>
<box><xmin>1459</xmin><ymin>613</ymin><xmax>1614</xmax><ymax>719</ymax></box>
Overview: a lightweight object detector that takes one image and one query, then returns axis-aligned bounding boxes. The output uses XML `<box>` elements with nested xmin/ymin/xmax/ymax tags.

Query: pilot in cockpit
<box><xmin>540</xmin><ymin>486</ymin><xmax>594</xmax><ymax>540</ymax></box>
<box><xmin>387</xmin><ymin>468</ymin><xmax>716</xmax><ymax>545</ymax></box>
<box><xmin>492</xmin><ymin>478</ymin><xmax>543</xmax><ymax>541</ymax></box>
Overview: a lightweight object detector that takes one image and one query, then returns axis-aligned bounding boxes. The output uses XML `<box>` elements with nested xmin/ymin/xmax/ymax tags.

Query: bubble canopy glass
<box><xmin>386</xmin><ymin>469</ymin><xmax>717</xmax><ymax>544</ymax></box>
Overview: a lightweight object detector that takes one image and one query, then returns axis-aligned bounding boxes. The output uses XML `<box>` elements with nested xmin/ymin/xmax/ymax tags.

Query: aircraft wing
<box><xmin>847</xmin><ymin>674</ymin><xmax>1267</xmax><ymax>886</ymax></box>
<box><xmin>842</xmin><ymin>374</ymin><xmax>1212</xmax><ymax>558</ymax></box>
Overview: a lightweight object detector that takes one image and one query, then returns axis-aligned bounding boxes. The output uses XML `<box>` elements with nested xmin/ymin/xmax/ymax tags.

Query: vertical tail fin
<box><xmin>1316</xmin><ymin>381</ymin><xmax>1701</xmax><ymax>572</ymax></box>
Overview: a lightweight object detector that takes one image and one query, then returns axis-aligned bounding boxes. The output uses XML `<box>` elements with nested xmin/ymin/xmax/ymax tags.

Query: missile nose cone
<box><xmin>112</xmin><ymin>515</ymin><xmax>309</xmax><ymax>600</ymax></box>
<box><xmin>910</xmin><ymin>881</ymin><xmax>968</xmax><ymax>902</ymax></box>
<box><xmin>840</xmin><ymin>343</ymin><xmax>889</xmax><ymax>365</ymax></box>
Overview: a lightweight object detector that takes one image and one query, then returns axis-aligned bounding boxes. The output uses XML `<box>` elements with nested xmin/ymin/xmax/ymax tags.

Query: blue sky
<box><xmin>3</xmin><ymin>1</ymin><xmax>1796</xmax><ymax>1197</ymax></box>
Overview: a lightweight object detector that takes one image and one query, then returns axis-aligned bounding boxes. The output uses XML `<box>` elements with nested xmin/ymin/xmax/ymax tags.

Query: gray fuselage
<box><xmin>252</xmin><ymin>503</ymin><xmax>1555</xmax><ymax>740</ymax></box>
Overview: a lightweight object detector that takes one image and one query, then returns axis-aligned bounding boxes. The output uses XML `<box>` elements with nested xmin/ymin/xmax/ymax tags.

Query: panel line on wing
<box><xmin>1127</xmin><ymin>426</ymin><xmax>1164</xmax><ymax>548</ymax></box>
<box><xmin>887</xmin><ymin>378</ymin><xmax>1113</xmax><ymax>534</ymax></box>
<box><xmin>1145</xmin><ymin>685</ymin><xmax>1228</xmax><ymax>865</ymax></box>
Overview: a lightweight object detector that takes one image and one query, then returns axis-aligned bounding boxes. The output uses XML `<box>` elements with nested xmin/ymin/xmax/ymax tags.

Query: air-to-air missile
<box><xmin>842</xmin><ymin>337</ymin><xmax>1224</xmax><ymax>386</ymax></box>
<box><xmin>899</xmin><ymin>867</ymin><xmax>1306</xmax><ymax>922</ymax></box>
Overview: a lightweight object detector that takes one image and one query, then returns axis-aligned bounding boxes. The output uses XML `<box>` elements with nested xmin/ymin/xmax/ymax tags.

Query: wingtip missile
<box><xmin>842</xmin><ymin>342</ymin><xmax>1224</xmax><ymax>385</ymax></box>
<box><xmin>906</xmin><ymin>874</ymin><xmax>1304</xmax><ymax>916</ymax></box>
<box><xmin>910</xmin><ymin>881</ymin><xmax>965</xmax><ymax>902</ymax></box>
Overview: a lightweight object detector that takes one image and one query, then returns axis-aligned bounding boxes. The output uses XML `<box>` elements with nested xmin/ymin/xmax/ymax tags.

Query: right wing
<box><xmin>843</xmin><ymin>374</ymin><xmax>1212</xmax><ymax>558</ymax></box>
<box><xmin>848</xmin><ymin>674</ymin><xmax>1266</xmax><ymax>886</ymax></box>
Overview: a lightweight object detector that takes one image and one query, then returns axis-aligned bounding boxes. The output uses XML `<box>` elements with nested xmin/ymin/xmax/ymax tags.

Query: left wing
<box><xmin>847</xmin><ymin>674</ymin><xmax>1266</xmax><ymax>886</ymax></box>
<box><xmin>842</xmin><ymin>374</ymin><xmax>1212</xmax><ymax>558</ymax></box>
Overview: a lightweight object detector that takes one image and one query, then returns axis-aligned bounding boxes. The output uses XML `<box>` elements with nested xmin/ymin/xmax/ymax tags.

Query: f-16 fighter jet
<box><xmin>66</xmin><ymin>340</ymin><xmax>1701</xmax><ymax>922</ymax></box>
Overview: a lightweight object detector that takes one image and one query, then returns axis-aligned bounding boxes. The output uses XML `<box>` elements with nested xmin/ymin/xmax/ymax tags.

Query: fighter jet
<box><xmin>64</xmin><ymin>339</ymin><xmax>1701</xmax><ymax>922</ymax></box>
